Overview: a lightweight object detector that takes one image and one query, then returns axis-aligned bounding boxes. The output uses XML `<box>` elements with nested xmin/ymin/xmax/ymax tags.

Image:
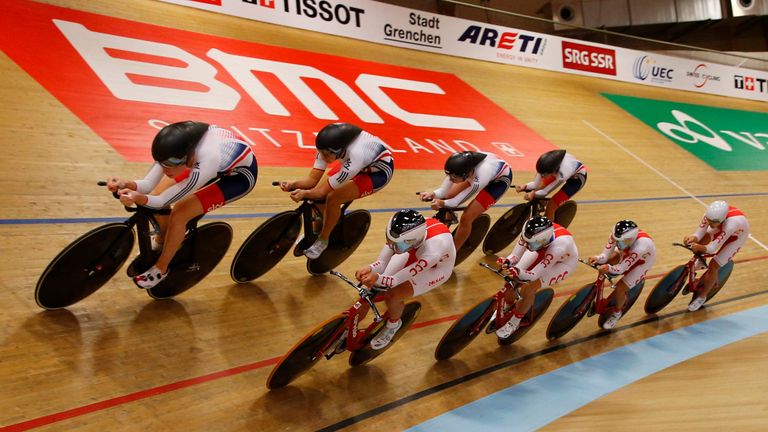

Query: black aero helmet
<box><xmin>522</xmin><ymin>215</ymin><xmax>554</xmax><ymax>251</ymax></box>
<box><xmin>315</xmin><ymin>122</ymin><xmax>362</xmax><ymax>154</ymax></box>
<box><xmin>386</xmin><ymin>209</ymin><xmax>427</xmax><ymax>253</ymax></box>
<box><xmin>613</xmin><ymin>220</ymin><xmax>638</xmax><ymax>250</ymax></box>
<box><xmin>444</xmin><ymin>151</ymin><xmax>487</xmax><ymax>179</ymax></box>
<box><xmin>536</xmin><ymin>149</ymin><xmax>566</xmax><ymax>175</ymax></box>
<box><xmin>152</xmin><ymin>121</ymin><xmax>209</xmax><ymax>164</ymax></box>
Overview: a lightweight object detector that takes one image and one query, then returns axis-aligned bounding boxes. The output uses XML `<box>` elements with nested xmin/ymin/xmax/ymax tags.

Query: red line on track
<box><xmin>3</xmin><ymin>254</ymin><xmax>767</xmax><ymax>431</ymax></box>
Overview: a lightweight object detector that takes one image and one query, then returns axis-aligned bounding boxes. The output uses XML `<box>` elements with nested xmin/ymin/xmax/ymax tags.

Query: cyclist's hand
<box><xmin>279</xmin><ymin>181</ymin><xmax>295</xmax><ymax>192</ymax></box>
<box><xmin>430</xmin><ymin>199</ymin><xmax>444</xmax><ymax>210</ymax></box>
<box><xmin>501</xmin><ymin>266</ymin><xmax>519</xmax><ymax>279</ymax></box>
<box><xmin>690</xmin><ymin>244</ymin><xmax>707</xmax><ymax>254</ymax></box>
<box><xmin>523</xmin><ymin>192</ymin><xmax>534</xmax><ymax>201</ymax></box>
<box><xmin>289</xmin><ymin>189</ymin><xmax>306</xmax><ymax>203</ymax></box>
<box><xmin>118</xmin><ymin>189</ymin><xmax>141</xmax><ymax>206</ymax></box>
<box><xmin>419</xmin><ymin>191</ymin><xmax>435</xmax><ymax>202</ymax></box>
<box><xmin>515</xmin><ymin>185</ymin><xmax>526</xmax><ymax>193</ymax></box>
<box><xmin>355</xmin><ymin>266</ymin><xmax>372</xmax><ymax>281</ymax></box>
<box><xmin>597</xmin><ymin>264</ymin><xmax>610</xmax><ymax>274</ymax></box>
<box><xmin>497</xmin><ymin>257</ymin><xmax>511</xmax><ymax>269</ymax></box>
<box><xmin>588</xmin><ymin>256</ymin><xmax>600</xmax><ymax>265</ymax></box>
<box><xmin>106</xmin><ymin>177</ymin><xmax>124</xmax><ymax>192</ymax></box>
<box><xmin>683</xmin><ymin>235</ymin><xmax>697</xmax><ymax>245</ymax></box>
<box><xmin>360</xmin><ymin>272</ymin><xmax>379</xmax><ymax>288</ymax></box>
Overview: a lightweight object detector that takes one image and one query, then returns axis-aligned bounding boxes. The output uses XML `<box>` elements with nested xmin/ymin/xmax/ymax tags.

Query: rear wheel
<box><xmin>597</xmin><ymin>280</ymin><xmax>645</xmax><ymax>328</ymax></box>
<box><xmin>148</xmin><ymin>222</ymin><xmax>233</xmax><ymax>299</ymax></box>
<box><xmin>499</xmin><ymin>288</ymin><xmax>554</xmax><ymax>345</ymax></box>
<box><xmin>482</xmin><ymin>204</ymin><xmax>530</xmax><ymax>255</ymax></box>
<box><xmin>434</xmin><ymin>297</ymin><xmax>496</xmax><ymax>360</ymax></box>
<box><xmin>348</xmin><ymin>301</ymin><xmax>421</xmax><ymax>366</ymax></box>
<box><xmin>230</xmin><ymin>211</ymin><xmax>301</xmax><ymax>283</ymax></box>
<box><xmin>546</xmin><ymin>283</ymin><xmax>596</xmax><ymax>340</ymax></box>
<box><xmin>266</xmin><ymin>314</ymin><xmax>347</xmax><ymax>389</ymax></box>
<box><xmin>554</xmin><ymin>200</ymin><xmax>577</xmax><ymax>228</ymax></box>
<box><xmin>35</xmin><ymin>223</ymin><xmax>134</xmax><ymax>310</ymax></box>
<box><xmin>643</xmin><ymin>265</ymin><xmax>688</xmax><ymax>314</ymax></box>
<box><xmin>308</xmin><ymin>210</ymin><xmax>371</xmax><ymax>275</ymax></box>
<box><xmin>454</xmin><ymin>213</ymin><xmax>491</xmax><ymax>266</ymax></box>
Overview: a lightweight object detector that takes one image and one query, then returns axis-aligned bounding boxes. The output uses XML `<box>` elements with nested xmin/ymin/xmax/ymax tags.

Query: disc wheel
<box><xmin>35</xmin><ymin>223</ymin><xmax>134</xmax><ymax>310</ymax></box>
<box><xmin>266</xmin><ymin>314</ymin><xmax>347</xmax><ymax>389</ymax></box>
<box><xmin>348</xmin><ymin>301</ymin><xmax>421</xmax><ymax>366</ymax></box>
<box><xmin>230</xmin><ymin>211</ymin><xmax>301</xmax><ymax>283</ymax></box>
<box><xmin>308</xmin><ymin>210</ymin><xmax>371</xmax><ymax>275</ymax></box>
<box><xmin>499</xmin><ymin>288</ymin><xmax>554</xmax><ymax>345</ymax></box>
<box><xmin>148</xmin><ymin>222</ymin><xmax>232</xmax><ymax>299</ymax></box>
<box><xmin>545</xmin><ymin>283</ymin><xmax>596</xmax><ymax>340</ymax></box>
<box><xmin>706</xmin><ymin>260</ymin><xmax>734</xmax><ymax>302</ymax></box>
<box><xmin>554</xmin><ymin>200</ymin><xmax>577</xmax><ymax>228</ymax></box>
<box><xmin>454</xmin><ymin>213</ymin><xmax>491</xmax><ymax>266</ymax></box>
<box><xmin>482</xmin><ymin>204</ymin><xmax>530</xmax><ymax>255</ymax></box>
<box><xmin>643</xmin><ymin>265</ymin><xmax>688</xmax><ymax>314</ymax></box>
<box><xmin>434</xmin><ymin>296</ymin><xmax>496</xmax><ymax>360</ymax></box>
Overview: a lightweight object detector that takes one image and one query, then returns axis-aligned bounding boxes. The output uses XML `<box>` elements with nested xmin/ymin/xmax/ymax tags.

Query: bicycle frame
<box><xmin>477</xmin><ymin>263</ymin><xmax>529</xmax><ymax>330</ymax></box>
<box><xmin>674</xmin><ymin>242</ymin><xmax>715</xmax><ymax>295</ymax></box>
<box><xmin>315</xmin><ymin>271</ymin><xmax>385</xmax><ymax>359</ymax></box>
<box><xmin>576</xmin><ymin>259</ymin><xmax>618</xmax><ymax>316</ymax></box>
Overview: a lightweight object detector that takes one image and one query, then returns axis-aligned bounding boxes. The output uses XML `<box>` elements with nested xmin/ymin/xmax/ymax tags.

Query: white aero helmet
<box><xmin>705</xmin><ymin>200</ymin><xmax>728</xmax><ymax>224</ymax></box>
<box><xmin>386</xmin><ymin>209</ymin><xmax>427</xmax><ymax>254</ymax></box>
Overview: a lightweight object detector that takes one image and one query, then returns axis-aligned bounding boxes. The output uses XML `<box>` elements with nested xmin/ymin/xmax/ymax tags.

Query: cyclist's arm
<box><xmin>505</xmin><ymin>238</ymin><xmax>526</xmax><ymax>268</ymax></box>
<box><xmin>523</xmin><ymin>243</ymin><xmax>568</xmax><ymax>281</ymax></box>
<box><xmin>524</xmin><ymin>174</ymin><xmax>543</xmax><ymax>193</ymax></box>
<box><xmin>594</xmin><ymin>235</ymin><xmax>617</xmax><ymax>264</ymax></box>
<box><xmin>292</xmin><ymin>168</ymin><xmax>323</xmax><ymax>190</ymax></box>
<box><xmin>703</xmin><ymin>220</ymin><xmax>738</xmax><ymax>254</ymax></box>
<box><xmin>533</xmin><ymin>175</ymin><xmax>563</xmax><ymax>198</ymax></box>
<box><xmin>134</xmin><ymin>163</ymin><xmax>165</xmax><ymax>194</ymax></box>
<box><xmin>145</xmin><ymin>155</ymin><xmax>218</xmax><ymax>209</ymax></box>
<box><xmin>690</xmin><ymin>215</ymin><xmax>708</xmax><ymax>242</ymax></box>
<box><xmin>608</xmin><ymin>242</ymin><xmax>651</xmax><ymax>275</ymax></box>
<box><xmin>369</xmin><ymin>245</ymin><xmax>395</xmax><ymax>273</ymax></box>
<box><xmin>376</xmin><ymin>238</ymin><xmax>448</xmax><ymax>289</ymax></box>
<box><xmin>433</xmin><ymin>176</ymin><xmax>452</xmax><ymax>199</ymax></box>
<box><xmin>442</xmin><ymin>179</ymin><xmax>479</xmax><ymax>208</ymax></box>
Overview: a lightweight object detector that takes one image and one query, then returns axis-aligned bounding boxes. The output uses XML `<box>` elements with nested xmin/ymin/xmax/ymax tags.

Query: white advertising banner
<box><xmin>159</xmin><ymin>0</ymin><xmax>767</xmax><ymax>102</ymax></box>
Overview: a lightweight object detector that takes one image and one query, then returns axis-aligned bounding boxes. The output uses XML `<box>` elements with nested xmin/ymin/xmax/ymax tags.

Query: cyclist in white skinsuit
<box><xmin>355</xmin><ymin>210</ymin><xmax>456</xmax><ymax>350</ymax></box>
<box><xmin>518</xmin><ymin>150</ymin><xmax>587</xmax><ymax>221</ymax></box>
<box><xmin>496</xmin><ymin>216</ymin><xmax>578</xmax><ymax>338</ymax></box>
<box><xmin>684</xmin><ymin>201</ymin><xmax>750</xmax><ymax>312</ymax></box>
<box><xmin>589</xmin><ymin>220</ymin><xmax>656</xmax><ymax>329</ymax></box>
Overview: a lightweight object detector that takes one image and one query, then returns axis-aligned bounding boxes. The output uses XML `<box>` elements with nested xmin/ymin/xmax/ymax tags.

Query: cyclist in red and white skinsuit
<box><xmin>356</xmin><ymin>210</ymin><xmax>456</xmax><ymax>350</ymax></box>
<box><xmin>589</xmin><ymin>220</ymin><xmax>656</xmax><ymax>329</ymax></box>
<box><xmin>684</xmin><ymin>201</ymin><xmax>750</xmax><ymax>312</ymax></box>
<box><xmin>108</xmin><ymin>122</ymin><xmax>258</xmax><ymax>289</ymax></box>
<box><xmin>496</xmin><ymin>216</ymin><xmax>578</xmax><ymax>338</ymax></box>
<box><xmin>517</xmin><ymin>150</ymin><xmax>587</xmax><ymax>221</ymax></box>
<box><xmin>282</xmin><ymin>123</ymin><xmax>394</xmax><ymax>259</ymax></box>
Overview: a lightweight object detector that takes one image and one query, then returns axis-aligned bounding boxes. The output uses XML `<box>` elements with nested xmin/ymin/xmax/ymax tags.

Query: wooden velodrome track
<box><xmin>1</xmin><ymin>1</ymin><xmax>766</xmax><ymax>430</ymax></box>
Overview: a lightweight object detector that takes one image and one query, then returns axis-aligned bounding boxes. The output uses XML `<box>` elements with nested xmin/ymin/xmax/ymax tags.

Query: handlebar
<box><xmin>578</xmin><ymin>258</ymin><xmax>616</xmax><ymax>281</ymax></box>
<box><xmin>99</xmin><ymin>180</ymin><xmax>170</xmax><ymax>215</ymax></box>
<box><xmin>479</xmin><ymin>262</ymin><xmax>521</xmax><ymax>285</ymax></box>
<box><xmin>330</xmin><ymin>270</ymin><xmax>383</xmax><ymax>322</ymax></box>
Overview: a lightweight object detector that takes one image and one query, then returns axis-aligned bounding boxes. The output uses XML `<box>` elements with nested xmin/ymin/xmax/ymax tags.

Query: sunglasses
<box><xmin>159</xmin><ymin>156</ymin><xmax>188</xmax><ymax>168</ymax></box>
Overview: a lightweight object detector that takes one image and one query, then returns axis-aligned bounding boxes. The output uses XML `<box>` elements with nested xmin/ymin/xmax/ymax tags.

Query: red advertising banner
<box><xmin>562</xmin><ymin>41</ymin><xmax>616</xmax><ymax>76</ymax></box>
<box><xmin>0</xmin><ymin>0</ymin><xmax>556</xmax><ymax>169</ymax></box>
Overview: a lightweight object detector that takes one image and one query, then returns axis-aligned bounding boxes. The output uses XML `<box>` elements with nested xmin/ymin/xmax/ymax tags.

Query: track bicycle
<box><xmin>546</xmin><ymin>259</ymin><xmax>645</xmax><ymax>340</ymax></box>
<box><xmin>434</xmin><ymin>262</ymin><xmax>554</xmax><ymax>360</ymax></box>
<box><xmin>266</xmin><ymin>271</ymin><xmax>421</xmax><ymax>389</ymax></box>
<box><xmin>644</xmin><ymin>243</ymin><xmax>734</xmax><ymax>314</ymax></box>
<box><xmin>35</xmin><ymin>181</ymin><xmax>232</xmax><ymax>309</ymax></box>
<box><xmin>230</xmin><ymin>182</ymin><xmax>371</xmax><ymax>282</ymax></box>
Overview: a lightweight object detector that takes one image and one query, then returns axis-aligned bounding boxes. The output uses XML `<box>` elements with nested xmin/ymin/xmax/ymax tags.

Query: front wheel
<box><xmin>545</xmin><ymin>283</ymin><xmax>596</xmax><ymax>340</ymax></box>
<box><xmin>482</xmin><ymin>204</ymin><xmax>530</xmax><ymax>255</ymax></box>
<box><xmin>266</xmin><ymin>314</ymin><xmax>347</xmax><ymax>389</ymax></box>
<box><xmin>643</xmin><ymin>265</ymin><xmax>688</xmax><ymax>314</ymax></box>
<box><xmin>148</xmin><ymin>222</ymin><xmax>233</xmax><ymax>299</ymax></box>
<box><xmin>230</xmin><ymin>211</ymin><xmax>301</xmax><ymax>283</ymax></box>
<box><xmin>454</xmin><ymin>213</ymin><xmax>491</xmax><ymax>266</ymax></box>
<box><xmin>434</xmin><ymin>296</ymin><xmax>497</xmax><ymax>360</ymax></box>
<box><xmin>35</xmin><ymin>223</ymin><xmax>134</xmax><ymax>310</ymax></box>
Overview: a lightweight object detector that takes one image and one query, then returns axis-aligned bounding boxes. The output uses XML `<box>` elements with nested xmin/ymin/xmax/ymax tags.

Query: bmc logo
<box><xmin>457</xmin><ymin>25</ymin><xmax>545</xmax><ymax>54</ymax></box>
<box><xmin>734</xmin><ymin>75</ymin><xmax>768</xmax><ymax>94</ymax></box>
<box><xmin>561</xmin><ymin>41</ymin><xmax>616</xmax><ymax>76</ymax></box>
<box><xmin>2</xmin><ymin>0</ymin><xmax>556</xmax><ymax>169</ymax></box>
<box><xmin>632</xmin><ymin>55</ymin><xmax>673</xmax><ymax>83</ymax></box>
<box><xmin>242</xmin><ymin>0</ymin><xmax>275</xmax><ymax>8</ymax></box>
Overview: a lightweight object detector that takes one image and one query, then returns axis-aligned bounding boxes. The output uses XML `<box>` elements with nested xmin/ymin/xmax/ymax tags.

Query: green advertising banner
<box><xmin>603</xmin><ymin>93</ymin><xmax>768</xmax><ymax>171</ymax></box>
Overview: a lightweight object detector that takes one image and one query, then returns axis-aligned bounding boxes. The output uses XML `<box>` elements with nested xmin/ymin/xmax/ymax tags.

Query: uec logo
<box><xmin>633</xmin><ymin>56</ymin><xmax>673</xmax><ymax>81</ymax></box>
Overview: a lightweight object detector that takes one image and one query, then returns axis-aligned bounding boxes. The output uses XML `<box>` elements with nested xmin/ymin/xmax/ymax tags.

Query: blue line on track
<box><xmin>405</xmin><ymin>305</ymin><xmax>768</xmax><ymax>432</ymax></box>
<box><xmin>2</xmin><ymin>191</ymin><xmax>767</xmax><ymax>226</ymax></box>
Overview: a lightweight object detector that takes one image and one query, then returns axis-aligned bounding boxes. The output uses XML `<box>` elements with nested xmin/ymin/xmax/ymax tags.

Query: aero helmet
<box><xmin>522</xmin><ymin>216</ymin><xmax>554</xmax><ymax>251</ymax></box>
<box><xmin>386</xmin><ymin>209</ymin><xmax>427</xmax><ymax>253</ymax></box>
<box><xmin>315</xmin><ymin>123</ymin><xmax>362</xmax><ymax>155</ymax></box>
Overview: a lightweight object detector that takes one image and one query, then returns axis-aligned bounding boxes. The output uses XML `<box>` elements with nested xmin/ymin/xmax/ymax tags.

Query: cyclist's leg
<box><xmin>521</xmin><ymin>259</ymin><xmax>576</xmax><ymax>313</ymax></box>
<box><xmin>457</xmin><ymin>179</ymin><xmax>510</xmax><ymax>249</ymax></box>
<box><xmin>698</xmin><ymin>236</ymin><xmax>744</xmax><ymax>298</ymax></box>
<box><xmin>545</xmin><ymin>171</ymin><xmax>587</xmax><ymax>220</ymax></box>
<box><xmin>152</xmin><ymin>170</ymin><xmax>190</xmax><ymax>246</ymax></box>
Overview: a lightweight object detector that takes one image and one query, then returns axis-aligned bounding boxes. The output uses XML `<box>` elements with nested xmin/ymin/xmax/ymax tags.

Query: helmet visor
<box><xmin>616</xmin><ymin>238</ymin><xmax>633</xmax><ymax>250</ymax></box>
<box><xmin>526</xmin><ymin>237</ymin><xmax>549</xmax><ymax>251</ymax></box>
<box><xmin>160</xmin><ymin>155</ymin><xmax>187</xmax><ymax>168</ymax></box>
<box><xmin>387</xmin><ymin>239</ymin><xmax>414</xmax><ymax>254</ymax></box>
